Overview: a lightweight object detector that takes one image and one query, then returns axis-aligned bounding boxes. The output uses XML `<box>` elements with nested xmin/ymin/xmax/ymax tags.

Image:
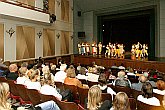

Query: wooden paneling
<box><xmin>43</xmin><ymin>29</ymin><xmax>55</xmax><ymax>57</ymax></box>
<box><xmin>61</xmin><ymin>31</ymin><xmax>69</xmax><ymax>54</ymax></box>
<box><xmin>48</xmin><ymin>0</ymin><xmax>55</xmax><ymax>14</ymax></box>
<box><xmin>0</xmin><ymin>23</ymin><xmax>4</xmax><ymax>60</ymax></box>
<box><xmin>61</xmin><ymin>0</ymin><xmax>69</xmax><ymax>22</ymax></box>
<box><xmin>16</xmin><ymin>26</ymin><xmax>35</xmax><ymax>60</ymax></box>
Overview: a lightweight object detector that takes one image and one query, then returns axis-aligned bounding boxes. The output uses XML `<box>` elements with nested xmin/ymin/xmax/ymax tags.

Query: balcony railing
<box><xmin>0</xmin><ymin>0</ymin><xmax>49</xmax><ymax>14</ymax></box>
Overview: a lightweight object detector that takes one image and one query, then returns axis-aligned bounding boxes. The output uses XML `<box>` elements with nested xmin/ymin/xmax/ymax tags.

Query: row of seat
<box><xmin>0</xmin><ymin>76</ymin><xmax>84</xmax><ymax>110</ymax></box>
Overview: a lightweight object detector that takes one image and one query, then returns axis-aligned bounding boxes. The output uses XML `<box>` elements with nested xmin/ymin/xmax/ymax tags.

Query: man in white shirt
<box><xmin>54</xmin><ymin>64</ymin><xmax>67</xmax><ymax>83</ymax></box>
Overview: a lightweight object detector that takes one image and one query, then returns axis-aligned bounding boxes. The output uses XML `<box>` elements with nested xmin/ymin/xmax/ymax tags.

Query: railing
<box><xmin>0</xmin><ymin>0</ymin><xmax>49</xmax><ymax>14</ymax></box>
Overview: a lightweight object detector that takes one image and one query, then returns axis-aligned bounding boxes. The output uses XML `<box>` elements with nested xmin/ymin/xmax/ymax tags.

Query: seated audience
<box><xmin>64</xmin><ymin>66</ymin><xmax>83</xmax><ymax>88</ymax></box>
<box><xmin>76</xmin><ymin>67</ymin><xmax>88</xmax><ymax>80</ymax></box>
<box><xmin>110</xmin><ymin>92</ymin><xmax>131</xmax><ymax>110</ymax></box>
<box><xmin>113</xmin><ymin>71</ymin><xmax>131</xmax><ymax>87</ymax></box>
<box><xmin>54</xmin><ymin>64</ymin><xmax>67</xmax><ymax>83</ymax></box>
<box><xmin>26</xmin><ymin>69</ymin><xmax>41</xmax><ymax>91</ymax></box>
<box><xmin>137</xmin><ymin>82</ymin><xmax>160</xmax><ymax>106</ymax></box>
<box><xmin>153</xmin><ymin>80</ymin><xmax>165</xmax><ymax>95</ymax></box>
<box><xmin>6</xmin><ymin>64</ymin><xmax>18</xmax><ymax>81</ymax></box>
<box><xmin>40</xmin><ymin>74</ymin><xmax>62</xmax><ymax>101</ymax></box>
<box><xmin>0</xmin><ymin>82</ymin><xmax>60</xmax><ymax>110</ymax></box>
<box><xmin>87</xmin><ymin>67</ymin><xmax>99</xmax><ymax>82</ymax></box>
<box><xmin>132</xmin><ymin>74</ymin><xmax>156</xmax><ymax>91</ymax></box>
<box><xmin>16</xmin><ymin>67</ymin><xmax>30</xmax><ymax>85</ymax></box>
<box><xmin>86</xmin><ymin>85</ymin><xmax>111</xmax><ymax>110</ymax></box>
<box><xmin>50</xmin><ymin>65</ymin><xmax>56</xmax><ymax>76</ymax></box>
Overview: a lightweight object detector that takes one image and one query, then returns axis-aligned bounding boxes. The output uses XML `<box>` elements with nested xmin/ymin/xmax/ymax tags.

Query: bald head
<box><xmin>139</xmin><ymin>75</ymin><xmax>147</xmax><ymax>83</ymax></box>
<box><xmin>9</xmin><ymin>64</ymin><xmax>18</xmax><ymax>72</ymax></box>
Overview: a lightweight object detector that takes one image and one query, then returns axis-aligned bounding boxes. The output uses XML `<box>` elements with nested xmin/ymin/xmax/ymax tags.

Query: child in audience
<box><xmin>110</xmin><ymin>92</ymin><xmax>130</xmax><ymax>110</ymax></box>
<box><xmin>137</xmin><ymin>82</ymin><xmax>160</xmax><ymax>106</ymax></box>
<box><xmin>86</xmin><ymin>85</ymin><xmax>111</xmax><ymax>110</ymax></box>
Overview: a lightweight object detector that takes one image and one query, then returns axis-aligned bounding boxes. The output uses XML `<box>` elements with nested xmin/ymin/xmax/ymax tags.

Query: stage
<box><xmin>73</xmin><ymin>54</ymin><xmax>165</xmax><ymax>73</ymax></box>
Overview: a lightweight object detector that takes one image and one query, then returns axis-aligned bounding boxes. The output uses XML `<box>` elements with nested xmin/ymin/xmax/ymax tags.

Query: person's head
<box><xmin>141</xmin><ymin>82</ymin><xmax>153</xmax><ymax>98</ymax></box>
<box><xmin>139</xmin><ymin>75</ymin><xmax>148</xmax><ymax>83</ymax></box>
<box><xmin>98</xmin><ymin>74</ymin><xmax>107</xmax><ymax>86</ymax></box>
<box><xmin>42</xmin><ymin>66</ymin><xmax>50</xmax><ymax>74</ymax></box>
<box><xmin>0</xmin><ymin>82</ymin><xmax>10</xmax><ymax>109</ymax></box>
<box><xmin>93</xmin><ymin>67</ymin><xmax>98</xmax><ymax>74</ymax></box>
<box><xmin>30</xmin><ymin>69</ymin><xmax>40</xmax><ymax>81</ymax></box>
<box><xmin>79</xmin><ymin>67</ymin><xmax>87</xmax><ymax>75</ymax></box>
<box><xmin>87</xmin><ymin>85</ymin><xmax>102</xmax><ymax>110</ymax></box>
<box><xmin>117</xmin><ymin>71</ymin><xmax>125</xmax><ymax>79</ymax></box>
<box><xmin>43</xmin><ymin>73</ymin><xmax>53</xmax><ymax>85</ymax></box>
<box><xmin>21</xmin><ymin>62</ymin><xmax>28</xmax><ymax>68</ymax></box>
<box><xmin>18</xmin><ymin>67</ymin><xmax>28</xmax><ymax>77</ymax></box>
<box><xmin>9</xmin><ymin>64</ymin><xmax>18</xmax><ymax>72</ymax></box>
<box><xmin>156</xmin><ymin>80</ymin><xmax>165</xmax><ymax>90</ymax></box>
<box><xmin>66</xmin><ymin>68</ymin><xmax>76</xmax><ymax>78</ymax></box>
<box><xmin>51</xmin><ymin>65</ymin><xmax>56</xmax><ymax>71</ymax></box>
<box><xmin>113</xmin><ymin>92</ymin><xmax>130</xmax><ymax>110</ymax></box>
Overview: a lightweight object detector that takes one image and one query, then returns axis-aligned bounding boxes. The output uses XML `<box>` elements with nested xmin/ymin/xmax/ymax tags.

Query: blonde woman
<box><xmin>0</xmin><ymin>82</ymin><xmax>11</xmax><ymax>110</ymax></box>
<box><xmin>110</xmin><ymin>92</ymin><xmax>130</xmax><ymax>110</ymax></box>
<box><xmin>87</xmin><ymin>85</ymin><xmax>111</xmax><ymax>110</ymax></box>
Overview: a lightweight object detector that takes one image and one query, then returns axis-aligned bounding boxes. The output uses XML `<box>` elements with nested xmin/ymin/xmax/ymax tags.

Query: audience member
<box><xmin>132</xmin><ymin>74</ymin><xmax>156</xmax><ymax>91</ymax></box>
<box><xmin>76</xmin><ymin>67</ymin><xmax>88</xmax><ymax>80</ymax></box>
<box><xmin>137</xmin><ymin>82</ymin><xmax>160</xmax><ymax>106</ymax></box>
<box><xmin>113</xmin><ymin>71</ymin><xmax>131</xmax><ymax>87</ymax></box>
<box><xmin>87</xmin><ymin>67</ymin><xmax>99</xmax><ymax>82</ymax></box>
<box><xmin>6</xmin><ymin>64</ymin><xmax>18</xmax><ymax>81</ymax></box>
<box><xmin>54</xmin><ymin>64</ymin><xmax>67</xmax><ymax>83</ymax></box>
<box><xmin>40</xmin><ymin>74</ymin><xmax>62</xmax><ymax>101</ymax></box>
<box><xmin>64</xmin><ymin>66</ymin><xmax>83</xmax><ymax>88</ymax></box>
<box><xmin>26</xmin><ymin>69</ymin><xmax>41</xmax><ymax>91</ymax></box>
<box><xmin>50</xmin><ymin>65</ymin><xmax>56</xmax><ymax>76</ymax></box>
<box><xmin>110</xmin><ymin>92</ymin><xmax>130</xmax><ymax>110</ymax></box>
<box><xmin>86</xmin><ymin>85</ymin><xmax>111</xmax><ymax>110</ymax></box>
<box><xmin>153</xmin><ymin>80</ymin><xmax>165</xmax><ymax>95</ymax></box>
<box><xmin>16</xmin><ymin>67</ymin><xmax>30</xmax><ymax>85</ymax></box>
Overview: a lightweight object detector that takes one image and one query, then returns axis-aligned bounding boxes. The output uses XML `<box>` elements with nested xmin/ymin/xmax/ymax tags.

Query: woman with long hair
<box><xmin>110</xmin><ymin>92</ymin><xmax>130</xmax><ymax>110</ymax></box>
<box><xmin>87</xmin><ymin>85</ymin><xmax>111</xmax><ymax>110</ymax></box>
<box><xmin>0</xmin><ymin>82</ymin><xmax>11</xmax><ymax>110</ymax></box>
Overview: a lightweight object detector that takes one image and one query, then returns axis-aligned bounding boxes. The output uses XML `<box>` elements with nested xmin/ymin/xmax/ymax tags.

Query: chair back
<box><xmin>113</xmin><ymin>86</ymin><xmax>132</xmax><ymax>97</ymax></box>
<box><xmin>7</xmin><ymin>80</ymin><xmax>20</xmax><ymax>96</ymax></box>
<box><xmin>15</xmin><ymin>84</ymin><xmax>31</xmax><ymax>104</ymax></box>
<box><xmin>101</xmin><ymin>93</ymin><xmax>112</xmax><ymax>102</ymax></box>
<box><xmin>77</xmin><ymin>87</ymin><xmax>89</xmax><ymax>105</ymax></box>
<box><xmin>40</xmin><ymin>94</ymin><xmax>79</xmax><ymax>110</ymax></box>
<box><xmin>26</xmin><ymin>89</ymin><xmax>42</xmax><ymax>106</ymax></box>
<box><xmin>55</xmin><ymin>81</ymin><xmax>64</xmax><ymax>92</ymax></box>
<box><xmin>0</xmin><ymin>76</ymin><xmax>7</xmax><ymax>82</ymax></box>
<box><xmin>129</xmin><ymin>98</ymin><xmax>137</xmax><ymax>110</ymax></box>
<box><xmin>131</xmin><ymin>89</ymin><xmax>142</xmax><ymax>99</ymax></box>
<box><xmin>87</xmin><ymin>81</ymin><xmax>98</xmax><ymax>88</ymax></box>
<box><xmin>79</xmin><ymin>79</ymin><xmax>88</xmax><ymax>84</ymax></box>
<box><xmin>63</xmin><ymin>84</ymin><xmax>79</xmax><ymax>100</ymax></box>
<box><xmin>137</xmin><ymin>100</ymin><xmax>164</xmax><ymax>110</ymax></box>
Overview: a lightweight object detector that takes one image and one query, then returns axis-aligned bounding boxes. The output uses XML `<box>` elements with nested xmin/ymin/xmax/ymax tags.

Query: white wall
<box><xmin>35</xmin><ymin>27</ymin><xmax>43</xmax><ymax>58</ymax></box>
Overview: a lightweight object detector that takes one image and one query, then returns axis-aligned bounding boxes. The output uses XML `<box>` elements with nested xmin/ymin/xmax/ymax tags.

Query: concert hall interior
<box><xmin>1</xmin><ymin>0</ymin><xmax>165</xmax><ymax>110</ymax></box>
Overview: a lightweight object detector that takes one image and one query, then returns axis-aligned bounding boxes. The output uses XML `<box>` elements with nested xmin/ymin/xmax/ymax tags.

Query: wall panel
<box><xmin>61</xmin><ymin>0</ymin><xmax>69</xmax><ymax>22</ymax></box>
<box><xmin>48</xmin><ymin>0</ymin><xmax>55</xmax><ymax>14</ymax></box>
<box><xmin>0</xmin><ymin>24</ymin><xmax>4</xmax><ymax>60</ymax></box>
<box><xmin>16</xmin><ymin>26</ymin><xmax>35</xmax><ymax>60</ymax></box>
<box><xmin>61</xmin><ymin>31</ymin><xmax>69</xmax><ymax>54</ymax></box>
<box><xmin>43</xmin><ymin>29</ymin><xmax>55</xmax><ymax>57</ymax></box>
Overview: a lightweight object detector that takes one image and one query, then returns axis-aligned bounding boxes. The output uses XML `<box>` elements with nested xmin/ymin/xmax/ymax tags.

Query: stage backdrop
<box><xmin>0</xmin><ymin>23</ymin><xmax>4</xmax><ymax>60</ymax></box>
<box><xmin>61</xmin><ymin>0</ymin><xmax>69</xmax><ymax>22</ymax></box>
<box><xmin>16</xmin><ymin>26</ymin><xmax>35</xmax><ymax>60</ymax></box>
<box><xmin>61</xmin><ymin>31</ymin><xmax>69</xmax><ymax>54</ymax></box>
<box><xmin>43</xmin><ymin>29</ymin><xmax>55</xmax><ymax>57</ymax></box>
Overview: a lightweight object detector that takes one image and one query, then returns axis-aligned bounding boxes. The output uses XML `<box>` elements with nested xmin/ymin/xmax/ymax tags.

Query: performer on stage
<box><xmin>92</xmin><ymin>42</ymin><xmax>97</xmax><ymax>56</ymax></box>
<box><xmin>85</xmin><ymin>43</ymin><xmax>90</xmax><ymax>55</ymax></box>
<box><xmin>119</xmin><ymin>44</ymin><xmax>125</xmax><ymax>58</ymax></box>
<box><xmin>135</xmin><ymin>42</ymin><xmax>142</xmax><ymax>58</ymax></box>
<box><xmin>98</xmin><ymin>42</ymin><xmax>103</xmax><ymax>55</ymax></box>
<box><xmin>141</xmin><ymin>44</ymin><xmax>148</xmax><ymax>57</ymax></box>
<box><xmin>78</xmin><ymin>43</ymin><xmax>81</xmax><ymax>54</ymax></box>
<box><xmin>131</xmin><ymin>44</ymin><xmax>136</xmax><ymax>55</ymax></box>
<box><xmin>105</xmin><ymin>44</ymin><xmax>110</xmax><ymax>57</ymax></box>
<box><xmin>81</xmin><ymin>42</ymin><xmax>86</xmax><ymax>55</ymax></box>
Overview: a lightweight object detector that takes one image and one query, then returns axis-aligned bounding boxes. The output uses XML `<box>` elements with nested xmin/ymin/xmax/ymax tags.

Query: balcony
<box><xmin>0</xmin><ymin>0</ymin><xmax>50</xmax><ymax>24</ymax></box>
